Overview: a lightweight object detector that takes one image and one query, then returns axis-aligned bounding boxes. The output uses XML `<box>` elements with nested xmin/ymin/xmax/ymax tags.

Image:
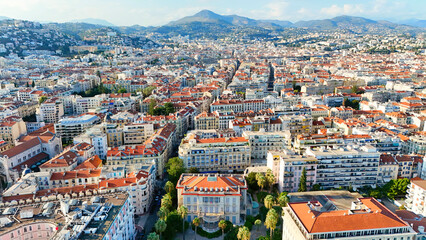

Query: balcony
<box><xmin>405</xmin><ymin>198</ymin><xmax>413</xmax><ymax>204</ymax></box>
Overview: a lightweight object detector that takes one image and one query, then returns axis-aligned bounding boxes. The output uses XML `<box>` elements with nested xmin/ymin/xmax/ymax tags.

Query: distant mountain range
<box><xmin>168</xmin><ymin>10</ymin><xmax>425</xmax><ymax>31</ymax></box>
<box><xmin>68</xmin><ymin>18</ymin><xmax>115</xmax><ymax>27</ymax></box>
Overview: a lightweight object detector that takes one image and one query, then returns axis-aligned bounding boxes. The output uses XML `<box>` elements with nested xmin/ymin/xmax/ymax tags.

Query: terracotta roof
<box><xmin>2</xmin><ymin>138</ymin><xmax>41</xmax><ymax>158</ymax></box>
<box><xmin>74</xmin><ymin>155</ymin><xmax>103</xmax><ymax>170</ymax></box>
<box><xmin>289</xmin><ymin>198</ymin><xmax>409</xmax><ymax>233</ymax></box>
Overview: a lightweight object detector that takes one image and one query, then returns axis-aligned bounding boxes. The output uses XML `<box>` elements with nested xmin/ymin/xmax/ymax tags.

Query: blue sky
<box><xmin>0</xmin><ymin>0</ymin><xmax>424</xmax><ymax>26</ymax></box>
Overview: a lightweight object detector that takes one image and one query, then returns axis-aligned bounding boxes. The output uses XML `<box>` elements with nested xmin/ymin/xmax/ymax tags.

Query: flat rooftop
<box><xmin>289</xmin><ymin>190</ymin><xmax>363</xmax><ymax>212</ymax></box>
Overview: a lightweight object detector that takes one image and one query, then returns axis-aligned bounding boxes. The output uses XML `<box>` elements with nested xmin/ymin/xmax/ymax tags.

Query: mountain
<box><xmin>399</xmin><ymin>19</ymin><xmax>426</xmax><ymax>28</ymax></box>
<box><xmin>69</xmin><ymin>18</ymin><xmax>115</xmax><ymax>27</ymax></box>
<box><xmin>168</xmin><ymin>10</ymin><xmax>281</xmax><ymax>28</ymax></box>
<box><xmin>259</xmin><ymin>20</ymin><xmax>294</xmax><ymax>27</ymax></box>
<box><xmin>294</xmin><ymin>16</ymin><xmax>376</xmax><ymax>28</ymax></box>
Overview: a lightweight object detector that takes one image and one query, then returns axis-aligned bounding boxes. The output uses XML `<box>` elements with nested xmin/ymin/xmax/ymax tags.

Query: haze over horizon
<box><xmin>0</xmin><ymin>0</ymin><xmax>425</xmax><ymax>26</ymax></box>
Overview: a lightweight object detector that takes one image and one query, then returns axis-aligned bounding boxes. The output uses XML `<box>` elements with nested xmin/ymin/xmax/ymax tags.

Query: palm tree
<box><xmin>157</xmin><ymin>206</ymin><xmax>169</xmax><ymax>220</ymax></box>
<box><xmin>265</xmin><ymin>169</ymin><xmax>275</xmax><ymax>190</ymax></box>
<box><xmin>256</xmin><ymin>174</ymin><xmax>266</xmax><ymax>191</ymax></box>
<box><xmin>237</xmin><ymin>226</ymin><xmax>251</xmax><ymax>240</ymax></box>
<box><xmin>147</xmin><ymin>232</ymin><xmax>160</xmax><ymax>240</ymax></box>
<box><xmin>178</xmin><ymin>205</ymin><xmax>188</xmax><ymax>240</ymax></box>
<box><xmin>218</xmin><ymin>220</ymin><xmax>227</xmax><ymax>239</ymax></box>
<box><xmin>161</xmin><ymin>193</ymin><xmax>173</xmax><ymax>209</ymax></box>
<box><xmin>264</xmin><ymin>195</ymin><xmax>275</xmax><ymax>209</ymax></box>
<box><xmin>265</xmin><ymin>208</ymin><xmax>279</xmax><ymax>240</ymax></box>
<box><xmin>254</xmin><ymin>219</ymin><xmax>262</xmax><ymax>232</ymax></box>
<box><xmin>192</xmin><ymin>217</ymin><xmax>200</xmax><ymax>240</ymax></box>
<box><xmin>278</xmin><ymin>193</ymin><xmax>289</xmax><ymax>207</ymax></box>
<box><xmin>155</xmin><ymin>219</ymin><xmax>167</xmax><ymax>239</ymax></box>
<box><xmin>164</xmin><ymin>181</ymin><xmax>174</xmax><ymax>194</ymax></box>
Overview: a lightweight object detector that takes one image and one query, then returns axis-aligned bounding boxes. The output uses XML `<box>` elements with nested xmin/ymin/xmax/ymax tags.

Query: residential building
<box><xmin>267</xmin><ymin>151</ymin><xmax>317</xmax><ymax>192</ymax></box>
<box><xmin>243</xmin><ymin>130</ymin><xmax>288</xmax><ymax>162</ymax></box>
<box><xmin>378</xmin><ymin>154</ymin><xmax>399</xmax><ymax>184</ymax></box>
<box><xmin>178</xmin><ymin>133</ymin><xmax>251</xmax><ymax>172</ymax></box>
<box><xmin>406</xmin><ymin>179</ymin><xmax>426</xmax><ymax>217</ymax></box>
<box><xmin>283</xmin><ymin>197</ymin><xmax>416</xmax><ymax>240</ymax></box>
<box><xmin>36</xmin><ymin>97</ymin><xmax>64</xmax><ymax>123</ymax></box>
<box><xmin>306</xmin><ymin>145</ymin><xmax>380</xmax><ymax>190</ymax></box>
<box><xmin>73</xmin><ymin>124</ymin><xmax>108</xmax><ymax>159</ymax></box>
<box><xmin>194</xmin><ymin>111</ymin><xmax>219</xmax><ymax>130</ymax></box>
<box><xmin>176</xmin><ymin>173</ymin><xmax>251</xmax><ymax>230</ymax></box>
<box><xmin>54</xmin><ymin>114</ymin><xmax>100</xmax><ymax>143</ymax></box>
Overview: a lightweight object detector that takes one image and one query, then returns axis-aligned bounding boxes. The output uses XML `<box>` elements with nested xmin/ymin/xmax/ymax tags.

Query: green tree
<box><xmin>26</xmin><ymin>82</ymin><xmax>29</xmax><ymax>87</ymax></box>
<box><xmin>31</xmin><ymin>81</ymin><xmax>35</xmax><ymax>87</ymax></box>
<box><xmin>278</xmin><ymin>192</ymin><xmax>289</xmax><ymax>207</ymax></box>
<box><xmin>218</xmin><ymin>220</ymin><xmax>227</xmax><ymax>239</ymax></box>
<box><xmin>164</xmin><ymin>102</ymin><xmax>175</xmax><ymax>114</ymax></box>
<box><xmin>264</xmin><ymin>195</ymin><xmax>275</xmax><ymax>209</ymax></box>
<box><xmin>157</xmin><ymin>206</ymin><xmax>169</xmax><ymax>220</ymax></box>
<box><xmin>188</xmin><ymin>167</ymin><xmax>199</xmax><ymax>173</ymax></box>
<box><xmin>117</xmin><ymin>87</ymin><xmax>127</xmax><ymax>93</ymax></box>
<box><xmin>164</xmin><ymin>181</ymin><xmax>175</xmax><ymax>194</ymax></box>
<box><xmin>256</xmin><ymin>173</ymin><xmax>267</xmax><ymax>191</ymax></box>
<box><xmin>147</xmin><ymin>232</ymin><xmax>160</xmax><ymax>240</ymax></box>
<box><xmin>254</xmin><ymin>219</ymin><xmax>262</xmax><ymax>232</ymax></box>
<box><xmin>155</xmin><ymin>219</ymin><xmax>167</xmax><ymax>239</ymax></box>
<box><xmin>351</xmin><ymin>85</ymin><xmax>358</xmax><ymax>93</ymax></box>
<box><xmin>143</xmin><ymin>86</ymin><xmax>156</xmax><ymax>98</ymax></box>
<box><xmin>237</xmin><ymin>226</ymin><xmax>251</xmax><ymax>240</ymax></box>
<box><xmin>161</xmin><ymin>193</ymin><xmax>173</xmax><ymax>210</ymax></box>
<box><xmin>167</xmin><ymin>157</ymin><xmax>186</xmax><ymax>185</ymax></box>
<box><xmin>178</xmin><ymin>206</ymin><xmax>188</xmax><ymax>240</ymax></box>
<box><xmin>39</xmin><ymin>96</ymin><xmax>48</xmax><ymax>104</ymax></box>
<box><xmin>192</xmin><ymin>217</ymin><xmax>200</xmax><ymax>240</ymax></box>
<box><xmin>265</xmin><ymin>208</ymin><xmax>279</xmax><ymax>240</ymax></box>
<box><xmin>148</xmin><ymin>99</ymin><xmax>157</xmax><ymax>115</ymax></box>
<box><xmin>265</xmin><ymin>169</ymin><xmax>275</xmax><ymax>190</ymax></box>
<box><xmin>312</xmin><ymin>184</ymin><xmax>321</xmax><ymax>191</ymax></box>
<box><xmin>298</xmin><ymin>167</ymin><xmax>307</xmax><ymax>192</ymax></box>
<box><xmin>387</xmin><ymin>178</ymin><xmax>410</xmax><ymax>199</ymax></box>
<box><xmin>245</xmin><ymin>172</ymin><xmax>259</xmax><ymax>191</ymax></box>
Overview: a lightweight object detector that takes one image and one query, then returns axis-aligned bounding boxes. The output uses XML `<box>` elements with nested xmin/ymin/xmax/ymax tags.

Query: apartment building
<box><xmin>36</xmin><ymin>97</ymin><xmax>64</xmax><ymax>123</ymax></box>
<box><xmin>212</xmin><ymin>110</ymin><xmax>235</xmax><ymax>130</ymax></box>
<box><xmin>73</xmin><ymin>124</ymin><xmax>108</xmax><ymax>159</ymax></box>
<box><xmin>378</xmin><ymin>154</ymin><xmax>399</xmax><ymax>184</ymax></box>
<box><xmin>122</xmin><ymin>123</ymin><xmax>155</xmax><ymax>145</ymax></box>
<box><xmin>283</xmin><ymin>198</ymin><xmax>416</xmax><ymax>240</ymax></box>
<box><xmin>178</xmin><ymin>133</ymin><xmax>251</xmax><ymax>172</ymax></box>
<box><xmin>243</xmin><ymin>130</ymin><xmax>288</xmax><ymax>161</ymax></box>
<box><xmin>267</xmin><ymin>151</ymin><xmax>317</xmax><ymax>192</ymax></box>
<box><xmin>406</xmin><ymin>179</ymin><xmax>426</xmax><ymax>216</ymax></box>
<box><xmin>0</xmin><ymin>116</ymin><xmax>27</xmax><ymax>146</ymax></box>
<box><xmin>402</xmin><ymin>134</ymin><xmax>426</xmax><ymax>155</ymax></box>
<box><xmin>306</xmin><ymin>145</ymin><xmax>380</xmax><ymax>190</ymax></box>
<box><xmin>280</xmin><ymin>115</ymin><xmax>312</xmax><ymax>138</ymax></box>
<box><xmin>176</xmin><ymin>173</ymin><xmax>250</xmax><ymax>229</ymax></box>
<box><xmin>54</xmin><ymin>114</ymin><xmax>100</xmax><ymax>143</ymax></box>
<box><xmin>194</xmin><ymin>111</ymin><xmax>219</xmax><ymax>130</ymax></box>
<box><xmin>104</xmin><ymin>123</ymin><xmax>123</xmax><ymax>147</ymax></box>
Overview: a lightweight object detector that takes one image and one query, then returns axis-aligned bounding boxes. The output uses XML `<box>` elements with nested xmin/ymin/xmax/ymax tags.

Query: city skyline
<box><xmin>0</xmin><ymin>0</ymin><xmax>425</xmax><ymax>26</ymax></box>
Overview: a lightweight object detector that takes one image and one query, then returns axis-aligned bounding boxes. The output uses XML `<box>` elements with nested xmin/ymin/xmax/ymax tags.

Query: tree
<box><xmin>188</xmin><ymin>167</ymin><xmax>199</xmax><ymax>173</ymax></box>
<box><xmin>142</xmin><ymin>86</ymin><xmax>156</xmax><ymax>98</ymax></box>
<box><xmin>278</xmin><ymin>192</ymin><xmax>289</xmax><ymax>207</ymax></box>
<box><xmin>245</xmin><ymin>172</ymin><xmax>259</xmax><ymax>191</ymax></box>
<box><xmin>167</xmin><ymin>157</ymin><xmax>186</xmax><ymax>185</ymax></box>
<box><xmin>31</xmin><ymin>81</ymin><xmax>35</xmax><ymax>87</ymax></box>
<box><xmin>256</xmin><ymin>173</ymin><xmax>267</xmax><ymax>191</ymax></box>
<box><xmin>265</xmin><ymin>169</ymin><xmax>275</xmax><ymax>190</ymax></box>
<box><xmin>26</xmin><ymin>82</ymin><xmax>29</xmax><ymax>87</ymax></box>
<box><xmin>351</xmin><ymin>85</ymin><xmax>358</xmax><ymax>93</ymax></box>
<box><xmin>237</xmin><ymin>226</ymin><xmax>251</xmax><ymax>240</ymax></box>
<box><xmin>298</xmin><ymin>167</ymin><xmax>307</xmax><ymax>192</ymax></box>
<box><xmin>164</xmin><ymin>181</ymin><xmax>174</xmax><ymax>194</ymax></box>
<box><xmin>147</xmin><ymin>232</ymin><xmax>160</xmax><ymax>240</ymax></box>
<box><xmin>254</xmin><ymin>219</ymin><xmax>262</xmax><ymax>232</ymax></box>
<box><xmin>164</xmin><ymin>102</ymin><xmax>175</xmax><ymax>114</ymax></box>
<box><xmin>117</xmin><ymin>87</ymin><xmax>127</xmax><ymax>93</ymax></box>
<box><xmin>218</xmin><ymin>220</ymin><xmax>227</xmax><ymax>239</ymax></box>
<box><xmin>192</xmin><ymin>217</ymin><xmax>200</xmax><ymax>240</ymax></box>
<box><xmin>387</xmin><ymin>178</ymin><xmax>410</xmax><ymax>199</ymax></box>
<box><xmin>178</xmin><ymin>206</ymin><xmax>188</xmax><ymax>240</ymax></box>
<box><xmin>265</xmin><ymin>208</ymin><xmax>279</xmax><ymax>240</ymax></box>
<box><xmin>157</xmin><ymin>206</ymin><xmax>169</xmax><ymax>220</ymax></box>
<box><xmin>148</xmin><ymin>99</ymin><xmax>157</xmax><ymax>115</ymax></box>
<box><xmin>39</xmin><ymin>96</ymin><xmax>48</xmax><ymax>104</ymax></box>
<box><xmin>312</xmin><ymin>184</ymin><xmax>321</xmax><ymax>191</ymax></box>
<box><xmin>155</xmin><ymin>219</ymin><xmax>167</xmax><ymax>239</ymax></box>
<box><xmin>264</xmin><ymin>195</ymin><xmax>275</xmax><ymax>209</ymax></box>
<box><xmin>161</xmin><ymin>193</ymin><xmax>173</xmax><ymax>210</ymax></box>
